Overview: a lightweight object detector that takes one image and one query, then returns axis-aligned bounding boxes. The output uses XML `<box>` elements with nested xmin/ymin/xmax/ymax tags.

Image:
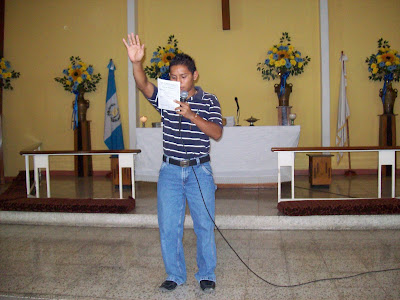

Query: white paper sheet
<box><xmin>157</xmin><ymin>78</ymin><xmax>180</xmax><ymax>111</ymax></box>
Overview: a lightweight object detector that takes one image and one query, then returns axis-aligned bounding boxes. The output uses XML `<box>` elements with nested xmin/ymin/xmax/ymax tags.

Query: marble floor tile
<box><xmin>337</xmin><ymin>287</ymin><xmax>392</xmax><ymax>300</ymax></box>
<box><xmin>1</xmin><ymin>174</ymin><xmax>400</xmax><ymax>299</ymax></box>
<box><xmin>331</xmin><ymin>272</ymin><xmax>382</xmax><ymax>289</ymax></box>
<box><xmin>244</xmin><ymin>284</ymin><xmax>294</xmax><ymax>300</ymax></box>
<box><xmin>315</xmin><ymin>238</ymin><xmax>356</xmax><ymax>250</ymax></box>
<box><xmin>323</xmin><ymin>258</ymin><xmax>369</xmax><ymax>273</ymax></box>
<box><xmin>23</xmin><ymin>274</ymin><xmax>79</xmax><ymax>295</ymax></box>
<box><xmin>291</xmin><ymin>285</ymin><xmax>341</xmax><ymax>300</ymax></box>
<box><xmin>374</xmin><ymin>269</ymin><xmax>400</xmax><ymax>296</ymax></box>
<box><xmin>310</xmin><ymin>230</ymin><xmax>346</xmax><ymax>240</ymax></box>
<box><xmin>0</xmin><ymin>275</ymin><xmax>34</xmax><ymax>293</ymax></box>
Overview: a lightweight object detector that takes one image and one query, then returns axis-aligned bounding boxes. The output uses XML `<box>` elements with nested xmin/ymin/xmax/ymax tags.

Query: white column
<box><xmin>127</xmin><ymin>0</ymin><xmax>138</xmax><ymax>149</ymax></box>
<box><xmin>320</xmin><ymin>0</ymin><xmax>330</xmax><ymax>146</ymax></box>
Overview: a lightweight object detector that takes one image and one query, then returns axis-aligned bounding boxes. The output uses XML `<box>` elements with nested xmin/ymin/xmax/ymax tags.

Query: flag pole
<box><xmin>342</xmin><ymin>51</ymin><xmax>356</xmax><ymax>176</ymax></box>
<box><xmin>337</xmin><ymin>50</ymin><xmax>356</xmax><ymax>176</ymax></box>
<box><xmin>344</xmin><ymin>117</ymin><xmax>356</xmax><ymax>176</ymax></box>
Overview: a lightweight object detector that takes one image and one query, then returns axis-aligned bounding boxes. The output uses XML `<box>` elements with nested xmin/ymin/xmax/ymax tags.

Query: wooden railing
<box><xmin>20</xmin><ymin>148</ymin><xmax>141</xmax><ymax>199</ymax></box>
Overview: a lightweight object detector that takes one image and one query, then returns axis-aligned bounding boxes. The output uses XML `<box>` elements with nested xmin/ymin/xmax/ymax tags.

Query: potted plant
<box><xmin>365</xmin><ymin>38</ymin><xmax>400</xmax><ymax>114</ymax></box>
<box><xmin>55</xmin><ymin>56</ymin><xmax>101</xmax><ymax>128</ymax></box>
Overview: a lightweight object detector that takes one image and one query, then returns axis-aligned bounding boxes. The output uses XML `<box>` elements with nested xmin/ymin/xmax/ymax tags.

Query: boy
<box><xmin>123</xmin><ymin>33</ymin><xmax>222</xmax><ymax>292</ymax></box>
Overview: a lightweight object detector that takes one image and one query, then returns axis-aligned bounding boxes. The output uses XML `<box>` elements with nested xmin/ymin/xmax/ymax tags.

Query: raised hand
<box><xmin>123</xmin><ymin>33</ymin><xmax>145</xmax><ymax>63</ymax></box>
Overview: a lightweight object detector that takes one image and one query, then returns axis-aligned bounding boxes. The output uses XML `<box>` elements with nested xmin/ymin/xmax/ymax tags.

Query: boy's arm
<box><xmin>123</xmin><ymin>33</ymin><xmax>154</xmax><ymax>98</ymax></box>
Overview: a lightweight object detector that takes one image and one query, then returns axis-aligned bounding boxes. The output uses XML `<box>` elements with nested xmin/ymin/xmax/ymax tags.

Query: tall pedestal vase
<box><xmin>73</xmin><ymin>92</ymin><xmax>92</xmax><ymax>177</ymax></box>
<box><xmin>379</xmin><ymin>82</ymin><xmax>398</xmax><ymax>115</ymax></box>
<box><xmin>378</xmin><ymin>82</ymin><xmax>398</xmax><ymax>176</ymax></box>
<box><xmin>77</xmin><ymin>92</ymin><xmax>90</xmax><ymax>122</ymax></box>
<box><xmin>274</xmin><ymin>75</ymin><xmax>293</xmax><ymax>125</ymax></box>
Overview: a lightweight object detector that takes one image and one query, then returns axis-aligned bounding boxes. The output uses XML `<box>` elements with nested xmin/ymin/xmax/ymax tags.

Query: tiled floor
<box><xmin>0</xmin><ymin>175</ymin><xmax>400</xmax><ymax>299</ymax></box>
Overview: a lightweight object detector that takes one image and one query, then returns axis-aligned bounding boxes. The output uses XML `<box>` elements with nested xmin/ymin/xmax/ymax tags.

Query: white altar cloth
<box><xmin>135</xmin><ymin>126</ymin><xmax>300</xmax><ymax>184</ymax></box>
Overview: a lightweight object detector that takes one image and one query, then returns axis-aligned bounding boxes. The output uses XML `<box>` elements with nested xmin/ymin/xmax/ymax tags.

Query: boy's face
<box><xmin>169</xmin><ymin>64</ymin><xmax>198</xmax><ymax>94</ymax></box>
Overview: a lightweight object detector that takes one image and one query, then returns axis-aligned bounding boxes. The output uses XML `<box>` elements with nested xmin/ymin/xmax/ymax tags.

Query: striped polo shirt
<box><xmin>148</xmin><ymin>85</ymin><xmax>223</xmax><ymax>160</ymax></box>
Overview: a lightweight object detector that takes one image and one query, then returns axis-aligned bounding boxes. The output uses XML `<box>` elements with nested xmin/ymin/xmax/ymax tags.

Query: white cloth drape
<box><xmin>336</xmin><ymin>52</ymin><xmax>350</xmax><ymax>162</ymax></box>
<box><xmin>135</xmin><ymin>126</ymin><xmax>301</xmax><ymax>184</ymax></box>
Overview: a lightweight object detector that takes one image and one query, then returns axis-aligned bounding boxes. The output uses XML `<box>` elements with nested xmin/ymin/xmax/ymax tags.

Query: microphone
<box><xmin>178</xmin><ymin>91</ymin><xmax>188</xmax><ymax>130</ymax></box>
<box><xmin>235</xmin><ymin>97</ymin><xmax>240</xmax><ymax>126</ymax></box>
<box><xmin>180</xmin><ymin>91</ymin><xmax>189</xmax><ymax>103</ymax></box>
<box><xmin>235</xmin><ymin>97</ymin><xmax>239</xmax><ymax>111</ymax></box>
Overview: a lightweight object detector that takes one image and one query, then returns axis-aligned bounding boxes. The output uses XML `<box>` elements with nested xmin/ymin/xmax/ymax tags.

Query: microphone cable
<box><xmin>294</xmin><ymin>185</ymin><xmax>357</xmax><ymax>198</ymax></box>
<box><xmin>176</xmin><ymin>105</ymin><xmax>400</xmax><ymax>288</ymax></box>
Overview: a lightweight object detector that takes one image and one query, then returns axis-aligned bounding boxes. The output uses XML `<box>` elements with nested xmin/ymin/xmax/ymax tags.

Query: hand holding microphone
<box><xmin>175</xmin><ymin>91</ymin><xmax>193</xmax><ymax>118</ymax></box>
<box><xmin>180</xmin><ymin>91</ymin><xmax>188</xmax><ymax>102</ymax></box>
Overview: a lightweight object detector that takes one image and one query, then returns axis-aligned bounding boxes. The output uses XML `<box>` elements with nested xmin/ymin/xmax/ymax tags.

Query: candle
<box><xmin>140</xmin><ymin>116</ymin><xmax>148</xmax><ymax>127</ymax></box>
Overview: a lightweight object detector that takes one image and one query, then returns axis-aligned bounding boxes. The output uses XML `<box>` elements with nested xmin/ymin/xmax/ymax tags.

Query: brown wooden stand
<box><xmin>307</xmin><ymin>154</ymin><xmax>333</xmax><ymax>186</ymax></box>
<box><xmin>74</xmin><ymin>121</ymin><xmax>93</xmax><ymax>177</ymax></box>
<box><xmin>110</xmin><ymin>156</ymin><xmax>132</xmax><ymax>186</ymax></box>
<box><xmin>379</xmin><ymin>114</ymin><xmax>396</xmax><ymax>176</ymax></box>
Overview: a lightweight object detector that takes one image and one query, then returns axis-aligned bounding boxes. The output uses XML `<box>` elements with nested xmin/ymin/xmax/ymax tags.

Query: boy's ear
<box><xmin>193</xmin><ymin>70</ymin><xmax>199</xmax><ymax>81</ymax></box>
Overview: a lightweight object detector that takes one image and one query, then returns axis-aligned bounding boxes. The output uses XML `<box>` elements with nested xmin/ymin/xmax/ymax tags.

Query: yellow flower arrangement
<box><xmin>54</xmin><ymin>56</ymin><xmax>101</xmax><ymax>94</ymax></box>
<box><xmin>366</xmin><ymin>38</ymin><xmax>400</xmax><ymax>82</ymax></box>
<box><xmin>0</xmin><ymin>58</ymin><xmax>20</xmax><ymax>90</ymax></box>
<box><xmin>144</xmin><ymin>35</ymin><xmax>183</xmax><ymax>79</ymax></box>
<box><xmin>257</xmin><ymin>32</ymin><xmax>310</xmax><ymax>81</ymax></box>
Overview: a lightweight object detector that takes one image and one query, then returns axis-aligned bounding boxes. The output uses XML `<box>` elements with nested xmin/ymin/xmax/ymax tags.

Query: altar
<box><xmin>135</xmin><ymin>126</ymin><xmax>300</xmax><ymax>184</ymax></box>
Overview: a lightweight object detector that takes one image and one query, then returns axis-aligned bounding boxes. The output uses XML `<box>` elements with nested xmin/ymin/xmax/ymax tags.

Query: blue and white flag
<box><xmin>104</xmin><ymin>59</ymin><xmax>124</xmax><ymax>150</ymax></box>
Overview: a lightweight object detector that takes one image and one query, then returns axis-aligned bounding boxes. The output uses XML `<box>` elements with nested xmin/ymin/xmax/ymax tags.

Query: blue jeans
<box><xmin>157</xmin><ymin>160</ymin><xmax>217</xmax><ymax>285</ymax></box>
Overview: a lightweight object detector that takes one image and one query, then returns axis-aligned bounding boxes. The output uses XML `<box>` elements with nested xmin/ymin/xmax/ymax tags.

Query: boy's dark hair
<box><xmin>170</xmin><ymin>53</ymin><xmax>197</xmax><ymax>74</ymax></box>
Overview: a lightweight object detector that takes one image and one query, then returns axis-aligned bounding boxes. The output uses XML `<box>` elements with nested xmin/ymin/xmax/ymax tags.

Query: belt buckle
<box><xmin>180</xmin><ymin>160</ymin><xmax>190</xmax><ymax>167</ymax></box>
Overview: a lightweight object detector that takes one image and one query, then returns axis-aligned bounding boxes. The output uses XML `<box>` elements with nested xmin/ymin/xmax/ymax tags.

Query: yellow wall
<box><xmin>329</xmin><ymin>0</ymin><xmax>400</xmax><ymax>169</ymax></box>
<box><xmin>3</xmin><ymin>0</ymin><xmax>400</xmax><ymax>176</ymax></box>
<box><xmin>138</xmin><ymin>0</ymin><xmax>321</xmax><ymax>137</ymax></box>
<box><xmin>138</xmin><ymin>0</ymin><xmax>321</xmax><ymax>170</ymax></box>
<box><xmin>4</xmin><ymin>0</ymin><xmax>128</xmax><ymax>175</ymax></box>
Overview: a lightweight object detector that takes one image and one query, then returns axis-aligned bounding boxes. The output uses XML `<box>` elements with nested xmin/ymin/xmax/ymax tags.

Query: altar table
<box><xmin>135</xmin><ymin>126</ymin><xmax>300</xmax><ymax>184</ymax></box>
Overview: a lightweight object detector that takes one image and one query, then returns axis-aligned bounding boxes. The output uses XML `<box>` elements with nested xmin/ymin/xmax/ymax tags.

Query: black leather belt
<box><xmin>163</xmin><ymin>155</ymin><xmax>210</xmax><ymax>167</ymax></box>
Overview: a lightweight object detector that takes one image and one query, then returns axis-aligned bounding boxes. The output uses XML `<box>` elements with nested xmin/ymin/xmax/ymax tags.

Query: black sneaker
<box><xmin>159</xmin><ymin>280</ymin><xmax>177</xmax><ymax>292</ymax></box>
<box><xmin>200</xmin><ymin>280</ymin><xmax>215</xmax><ymax>292</ymax></box>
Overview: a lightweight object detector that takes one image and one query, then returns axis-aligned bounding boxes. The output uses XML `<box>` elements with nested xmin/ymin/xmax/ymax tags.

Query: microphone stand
<box><xmin>235</xmin><ymin>97</ymin><xmax>240</xmax><ymax>126</ymax></box>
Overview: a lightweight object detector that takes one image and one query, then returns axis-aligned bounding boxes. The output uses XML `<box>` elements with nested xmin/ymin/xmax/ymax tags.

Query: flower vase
<box><xmin>75</xmin><ymin>92</ymin><xmax>90</xmax><ymax>122</ymax></box>
<box><xmin>379</xmin><ymin>82</ymin><xmax>398</xmax><ymax>115</ymax></box>
<box><xmin>274</xmin><ymin>77</ymin><xmax>293</xmax><ymax>107</ymax></box>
